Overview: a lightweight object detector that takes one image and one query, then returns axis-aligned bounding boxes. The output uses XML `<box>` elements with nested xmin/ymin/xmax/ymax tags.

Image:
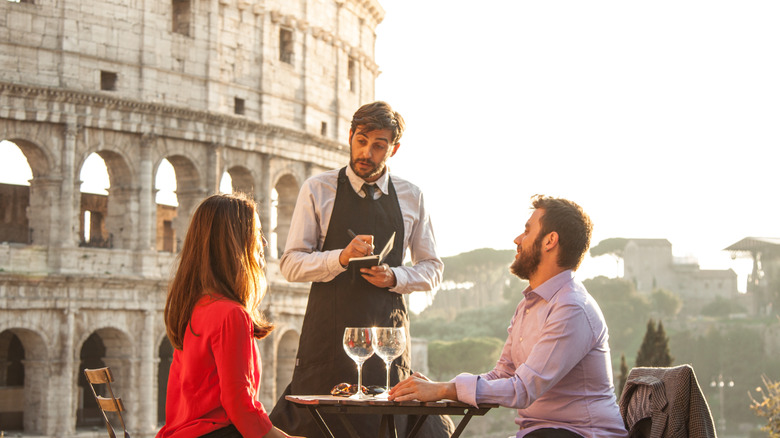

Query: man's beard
<box><xmin>350</xmin><ymin>157</ymin><xmax>384</xmax><ymax>181</ymax></box>
<box><xmin>510</xmin><ymin>234</ymin><xmax>543</xmax><ymax>280</ymax></box>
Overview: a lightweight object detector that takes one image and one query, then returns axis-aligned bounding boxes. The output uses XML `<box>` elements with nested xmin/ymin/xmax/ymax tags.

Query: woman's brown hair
<box><xmin>164</xmin><ymin>193</ymin><xmax>274</xmax><ymax>350</ymax></box>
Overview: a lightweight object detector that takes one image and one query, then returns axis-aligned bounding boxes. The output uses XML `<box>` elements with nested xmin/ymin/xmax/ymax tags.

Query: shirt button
<box><xmin>525</xmin><ymin>309</ymin><xmax>530</xmax><ymax>314</ymax></box>
<box><xmin>519</xmin><ymin>337</ymin><xmax>523</xmax><ymax>342</ymax></box>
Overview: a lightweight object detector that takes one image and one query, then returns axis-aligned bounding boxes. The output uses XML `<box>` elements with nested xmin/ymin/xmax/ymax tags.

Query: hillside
<box><xmin>424</xmin><ymin>248</ymin><xmax>520</xmax><ymax>317</ymax></box>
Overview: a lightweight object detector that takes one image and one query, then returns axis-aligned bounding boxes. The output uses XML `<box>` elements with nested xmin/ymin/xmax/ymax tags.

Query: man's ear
<box><xmin>544</xmin><ymin>231</ymin><xmax>559</xmax><ymax>251</ymax></box>
<box><xmin>390</xmin><ymin>142</ymin><xmax>401</xmax><ymax>157</ymax></box>
<box><xmin>348</xmin><ymin>129</ymin><xmax>354</xmax><ymax>144</ymax></box>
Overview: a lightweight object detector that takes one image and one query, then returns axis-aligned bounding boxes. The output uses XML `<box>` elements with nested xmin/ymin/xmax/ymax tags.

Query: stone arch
<box><xmin>0</xmin><ymin>137</ymin><xmax>57</xmax><ymax>245</ymax></box>
<box><xmin>225</xmin><ymin>165</ymin><xmax>256</xmax><ymax>196</ymax></box>
<box><xmin>76</xmin><ymin>149</ymin><xmax>136</xmax><ymax>250</ymax></box>
<box><xmin>272</xmin><ymin>173</ymin><xmax>300</xmax><ymax>259</ymax></box>
<box><xmin>157</xmin><ymin>154</ymin><xmax>205</xmax><ymax>254</ymax></box>
<box><xmin>75</xmin><ymin>327</ymin><xmax>133</xmax><ymax>430</ymax></box>
<box><xmin>0</xmin><ymin>140</ymin><xmax>33</xmax><ymax>244</ymax></box>
<box><xmin>153</xmin><ymin>158</ymin><xmax>179</xmax><ymax>252</ymax></box>
<box><xmin>0</xmin><ymin>328</ymin><xmax>48</xmax><ymax>434</ymax></box>
<box><xmin>3</xmin><ymin>138</ymin><xmax>52</xmax><ymax>179</ymax></box>
<box><xmin>274</xmin><ymin>329</ymin><xmax>299</xmax><ymax>400</ymax></box>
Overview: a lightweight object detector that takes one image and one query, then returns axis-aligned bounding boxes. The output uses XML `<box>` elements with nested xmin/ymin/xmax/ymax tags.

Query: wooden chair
<box><xmin>83</xmin><ymin>367</ymin><xmax>131</xmax><ymax>438</ymax></box>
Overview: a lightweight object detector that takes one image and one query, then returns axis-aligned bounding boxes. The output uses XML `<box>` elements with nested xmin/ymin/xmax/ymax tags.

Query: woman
<box><xmin>158</xmin><ymin>193</ymin><xmax>302</xmax><ymax>438</ymax></box>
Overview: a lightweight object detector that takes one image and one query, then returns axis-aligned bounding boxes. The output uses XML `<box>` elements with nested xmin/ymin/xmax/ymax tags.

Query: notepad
<box><xmin>348</xmin><ymin>232</ymin><xmax>395</xmax><ymax>271</ymax></box>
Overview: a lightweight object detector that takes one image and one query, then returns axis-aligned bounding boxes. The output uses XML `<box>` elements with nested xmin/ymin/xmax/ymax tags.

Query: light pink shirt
<box><xmin>279</xmin><ymin>166</ymin><xmax>442</xmax><ymax>294</ymax></box>
<box><xmin>454</xmin><ymin>270</ymin><xmax>628</xmax><ymax>438</ymax></box>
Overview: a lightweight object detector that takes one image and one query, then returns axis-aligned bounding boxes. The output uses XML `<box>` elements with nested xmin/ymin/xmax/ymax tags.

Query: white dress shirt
<box><xmin>279</xmin><ymin>166</ymin><xmax>443</xmax><ymax>295</ymax></box>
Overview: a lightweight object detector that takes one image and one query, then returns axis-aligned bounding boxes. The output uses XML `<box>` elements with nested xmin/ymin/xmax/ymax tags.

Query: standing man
<box><xmin>390</xmin><ymin>195</ymin><xmax>628</xmax><ymax>438</ymax></box>
<box><xmin>270</xmin><ymin>101</ymin><xmax>447</xmax><ymax>437</ymax></box>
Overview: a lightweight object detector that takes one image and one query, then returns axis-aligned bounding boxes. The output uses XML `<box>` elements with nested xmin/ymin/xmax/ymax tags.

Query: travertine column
<box><xmin>173</xmin><ymin>186</ymin><xmax>208</xmax><ymax>249</ymax></box>
<box><xmin>28</xmin><ymin>176</ymin><xmax>61</xmax><ymax>246</ymax></box>
<box><xmin>106</xmin><ymin>185</ymin><xmax>139</xmax><ymax>250</ymax></box>
<box><xmin>56</xmin><ymin>308</ymin><xmax>77</xmax><ymax>436</ymax></box>
<box><xmin>60</xmin><ymin>121</ymin><xmax>78</xmax><ymax>247</ymax></box>
<box><xmin>137</xmin><ymin>309</ymin><xmax>156</xmax><ymax>433</ymax></box>
<box><xmin>23</xmin><ymin>358</ymin><xmax>50</xmax><ymax>434</ymax></box>
<box><xmin>257</xmin><ymin>154</ymin><xmax>272</xmax><ymax>255</ymax></box>
<box><xmin>137</xmin><ymin>134</ymin><xmax>156</xmax><ymax>251</ymax></box>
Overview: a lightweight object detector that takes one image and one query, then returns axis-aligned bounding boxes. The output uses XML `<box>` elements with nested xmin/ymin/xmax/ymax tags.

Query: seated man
<box><xmin>389</xmin><ymin>195</ymin><xmax>628</xmax><ymax>438</ymax></box>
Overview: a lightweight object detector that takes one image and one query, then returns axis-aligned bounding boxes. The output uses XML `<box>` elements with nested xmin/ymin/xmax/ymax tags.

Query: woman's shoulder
<box><xmin>196</xmin><ymin>294</ymin><xmax>247</xmax><ymax>317</ymax></box>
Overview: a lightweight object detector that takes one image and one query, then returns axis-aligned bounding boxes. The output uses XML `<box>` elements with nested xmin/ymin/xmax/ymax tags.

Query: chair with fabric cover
<box><xmin>83</xmin><ymin>367</ymin><xmax>131</xmax><ymax>438</ymax></box>
<box><xmin>618</xmin><ymin>364</ymin><xmax>716</xmax><ymax>438</ymax></box>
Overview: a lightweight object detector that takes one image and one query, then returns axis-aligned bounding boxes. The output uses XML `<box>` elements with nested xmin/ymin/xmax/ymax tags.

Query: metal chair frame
<box><xmin>83</xmin><ymin>367</ymin><xmax>131</xmax><ymax>438</ymax></box>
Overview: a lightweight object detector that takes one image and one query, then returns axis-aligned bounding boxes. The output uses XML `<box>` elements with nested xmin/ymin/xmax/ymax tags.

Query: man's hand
<box><xmin>388</xmin><ymin>372</ymin><xmax>457</xmax><ymax>402</ymax></box>
<box><xmin>361</xmin><ymin>263</ymin><xmax>397</xmax><ymax>288</ymax></box>
<box><xmin>339</xmin><ymin>234</ymin><xmax>374</xmax><ymax>267</ymax></box>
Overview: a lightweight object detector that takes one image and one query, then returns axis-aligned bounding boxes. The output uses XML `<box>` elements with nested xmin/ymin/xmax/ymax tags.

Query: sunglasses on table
<box><xmin>330</xmin><ymin>382</ymin><xmax>385</xmax><ymax>397</ymax></box>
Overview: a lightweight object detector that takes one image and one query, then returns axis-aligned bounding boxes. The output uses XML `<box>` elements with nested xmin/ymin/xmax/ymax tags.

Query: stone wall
<box><xmin>0</xmin><ymin>0</ymin><xmax>386</xmax><ymax>435</ymax></box>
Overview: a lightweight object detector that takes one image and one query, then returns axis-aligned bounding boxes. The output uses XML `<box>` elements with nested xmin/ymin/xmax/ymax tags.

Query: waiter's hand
<box><xmin>339</xmin><ymin>234</ymin><xmax>374</xmax><ymax>267</ymax></box>
<box><xmin>361</xmin><ymin>263</ymin><xmax>397</xmax><ymax>288</ymax></box>
<box><xmin>388</xmin><ymin>372</ymin><xmax>457</xmax><ymax>402</ymax></box>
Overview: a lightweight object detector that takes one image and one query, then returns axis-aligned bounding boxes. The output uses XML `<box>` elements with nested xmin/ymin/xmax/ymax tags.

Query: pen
<box><xmin>347</xmin><ymin>229</ymin><xmax>357</xmax><ymax>239</ymax></box>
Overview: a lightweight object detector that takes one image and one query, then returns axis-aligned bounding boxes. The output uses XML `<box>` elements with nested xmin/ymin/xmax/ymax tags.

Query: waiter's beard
<box><xmin>350</xmin><ymin>157</ymin><xmax>385</xmax><ymax>181</ymax></box>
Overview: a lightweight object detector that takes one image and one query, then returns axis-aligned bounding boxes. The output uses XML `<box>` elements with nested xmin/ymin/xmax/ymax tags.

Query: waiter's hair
<box><xmin>532</xmin><ymin>195</ymin><xmax>593</xmax><ymax>271</ymax></box>
<box><xmin>164</xmin><ymin>193</ymin><xmax>274</xmax><ymax>350</ymax></box>
<box><xmin>351</xmin><ymin>101</ymin><xmax>405</xmax><ymax>145</ymax></box>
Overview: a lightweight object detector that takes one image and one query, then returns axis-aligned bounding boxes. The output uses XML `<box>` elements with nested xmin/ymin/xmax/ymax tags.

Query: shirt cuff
<box><xmin>388</xmin><ymin>267</ymin><xmax>406</xmax><ymax>294</ymax></box>
<box><xmin>326</xmin><ymin>249</ymin><xmax>348</xmax><ymax>276</ymax></box>
<box><xmin>453</xmin><ymin>373</ymin><xmax>479</xmax><ymax>407</ymax></box>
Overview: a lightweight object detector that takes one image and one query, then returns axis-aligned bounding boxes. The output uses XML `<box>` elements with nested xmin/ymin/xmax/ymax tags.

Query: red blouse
<box><xmin>157</xmin><ymin>294</ymin><xmax>273</xmax><ymax>437</ymax></box>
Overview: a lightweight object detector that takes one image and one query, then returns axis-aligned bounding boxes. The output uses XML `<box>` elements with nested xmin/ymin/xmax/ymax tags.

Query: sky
<box><xmin>2</xmin><ymin>1</ymin><xmax>778</xmax><ymax>292</ymax></box>
<box><xmin>373</xmin><ymin>0</ymin><xmax>780</xmax><ymax>287</ymax></box>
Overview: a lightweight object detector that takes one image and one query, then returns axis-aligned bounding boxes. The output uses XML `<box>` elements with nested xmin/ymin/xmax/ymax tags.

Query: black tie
<box><xmin>362</xmin><ymin>183</ymin><xmax>375</xmax><ymax>200</ymax></box>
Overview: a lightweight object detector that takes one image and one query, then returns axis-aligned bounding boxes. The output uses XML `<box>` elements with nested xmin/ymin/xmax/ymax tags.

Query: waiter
<box><xmin>269</xmin><ymin>101</ymin><xmax>447</xmax><ymax>437</ymax></box>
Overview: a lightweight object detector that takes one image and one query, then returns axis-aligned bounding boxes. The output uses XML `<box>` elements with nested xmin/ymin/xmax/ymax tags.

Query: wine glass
<box><xmin>343</xmin><ymin>327</ymin><xmax>375</xmax><ymax>399</ymax></box>
<box><xmin>371</xmin><ymin>326</ymin><xmax>407</xmax><ymax>399</ymax></box>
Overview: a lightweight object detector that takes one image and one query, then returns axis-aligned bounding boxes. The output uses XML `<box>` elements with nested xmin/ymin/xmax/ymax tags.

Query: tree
<box><xmin>589</xmin><ymin>238</ymin><xmax>629</xmax><ymax>258</ymax></box>
<box><xmin>750</xmin><ymin>376</ymin><xmax>780</xmax><ymax>437</ymax></box>
<box><xmin>589</xmin><ymin>238</ymin><xmax>629</xmax><ymax>277</ymax></box>
<box><xmin>583</xmin><ymin>276</ymin><xmax>650</xmax><ymax>353</ymax></box>
<box><xmin>635</xmin><ymin>319</ymin><xmax>656</xmax><ymax>366</ymax></box>
<box><xmin>651</xmin><ymin>288</ymin><xmax>682</xmax><ymax>318</ymax></box>
<box><xmin>652</xmin><ymin>321</ymin><xmax>673</xmax><ymax>366</ymax></box>
<box><xmin>618</xmin><ymin>353</ymin><xmax>628</xmax><ymax>397</ymax></box>
<box><xmin>700</xmin><ymin>296</ymin><xmax>747</xmax><ymax>317</ymax></box>
<box><xmin>428</xmin><ymin>337</ymin><xmax>504</xmax><ymax>380</ymax></box>
<box><xmin>635</xmin><ymin>319</ymin><xmax>673</xmax><ymax>367</ymax></box>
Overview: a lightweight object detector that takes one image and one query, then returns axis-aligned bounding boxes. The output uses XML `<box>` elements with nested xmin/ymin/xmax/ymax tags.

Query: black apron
<box><xmin>270</xmin><ymin>167</ymin><xmax>411</xmax><ymax>437</ymax></box>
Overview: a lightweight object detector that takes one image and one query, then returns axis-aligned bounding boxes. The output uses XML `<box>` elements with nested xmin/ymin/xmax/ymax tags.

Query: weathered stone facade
<box><xmin>622</xmin><ymin>239</ymin><xmax>739</xmax><ymax>314</ymax></box>
<box><xmin>0</xmin><ymin>0</ymin><xmax>385</xmax><ymax>435</ymax></box>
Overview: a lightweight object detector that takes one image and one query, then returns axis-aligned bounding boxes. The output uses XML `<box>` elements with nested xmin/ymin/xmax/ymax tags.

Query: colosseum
<box><xmin>0</xmin><ymin>0</ymin><xmax>396</xmax><ymax>435</ymax></box>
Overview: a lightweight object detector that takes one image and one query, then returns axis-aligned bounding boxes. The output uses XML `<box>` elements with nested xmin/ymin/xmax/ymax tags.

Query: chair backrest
<box><xmin>83</xmin><ymin>367</ymin><xmax>131</xmax><ymax>438</ymax></box>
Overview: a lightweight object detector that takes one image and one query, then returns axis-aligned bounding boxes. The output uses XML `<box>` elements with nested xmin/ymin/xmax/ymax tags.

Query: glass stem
<box><xmin>357</xmin><ymin>362</ymin><xmax>364</xmax><ymax>396</ymax></box>
<box><xmin>385</xmin><ymin>361</ymin><xmax>392</xmax><ymax>392</ymax></box>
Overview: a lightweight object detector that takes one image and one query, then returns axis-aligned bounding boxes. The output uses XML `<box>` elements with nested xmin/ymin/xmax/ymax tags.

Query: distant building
<box><xmin>622</xmin><ymin>238</ymin><xmax>738</xmax><ymax>314</ymax></box>
<box><xmin>724</xmin><ymin>237</ymin><xmax>780</xmax><ymax>316</ymax></box>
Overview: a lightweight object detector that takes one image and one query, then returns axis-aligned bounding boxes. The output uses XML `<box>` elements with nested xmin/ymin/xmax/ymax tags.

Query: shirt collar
<box><xmin>522</xmin><ymin>269</ymin><xmax>575</xmax><ymax>302</ymax></box>
<box><xmin>345</xmin><ymin>164</ymin><xmax>389</xmax><ymax>196</ymax></box>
